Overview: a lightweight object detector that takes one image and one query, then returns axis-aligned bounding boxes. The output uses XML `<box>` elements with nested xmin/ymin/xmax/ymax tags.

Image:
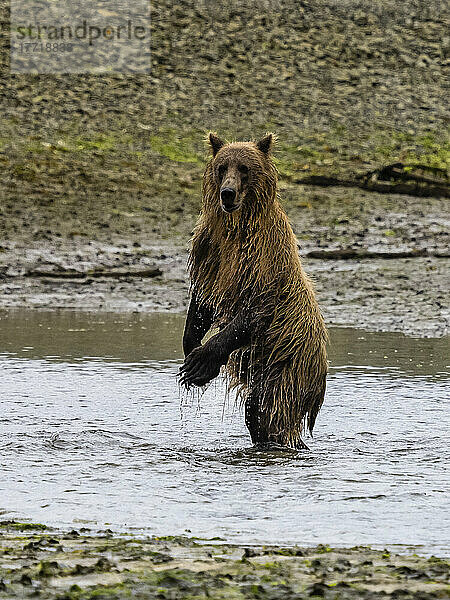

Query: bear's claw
<box><xmin>179</xmin><ymin>345</ymin><xmax>223</xmax><ymax>388</ymax></box>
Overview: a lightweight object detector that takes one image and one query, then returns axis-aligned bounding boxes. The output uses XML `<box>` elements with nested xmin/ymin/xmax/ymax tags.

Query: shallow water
<box><xmin>0</xmin><ymin>311</ymin><xmax>449</xmax><ymax>555</ymax></box>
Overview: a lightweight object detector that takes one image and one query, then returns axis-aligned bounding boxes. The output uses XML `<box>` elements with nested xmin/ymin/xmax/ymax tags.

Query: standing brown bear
<box><xmin>180</xmin><ymin>133</ymin><xmax>328</xmax><ymax>449</ymax></box>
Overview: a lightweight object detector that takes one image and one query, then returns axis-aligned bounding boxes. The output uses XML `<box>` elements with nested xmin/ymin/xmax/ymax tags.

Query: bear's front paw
<box><xmin>179</xmin><ymin>343</ymin><xmax>225</xmax><ymax>388</ymax></box>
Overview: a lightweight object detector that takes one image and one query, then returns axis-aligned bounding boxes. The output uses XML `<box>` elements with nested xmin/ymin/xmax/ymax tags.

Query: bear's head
<box><xmin>205</xmin><ymin>132</ymin><xmax>277</xmax><ymax>215</ymax></box>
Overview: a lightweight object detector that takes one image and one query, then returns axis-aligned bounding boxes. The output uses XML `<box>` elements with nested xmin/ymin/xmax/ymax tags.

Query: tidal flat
<box><xmin>0</xmin><ymin>522</ymin><xmax>449</xmax><ymax>599</ymax></box>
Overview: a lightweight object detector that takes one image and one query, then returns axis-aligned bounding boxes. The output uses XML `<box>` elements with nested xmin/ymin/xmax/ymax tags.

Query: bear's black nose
<box><xmin>220</xmin><ymin>188</ymin><xmax>236</xmax><ymax>207</ymax></box>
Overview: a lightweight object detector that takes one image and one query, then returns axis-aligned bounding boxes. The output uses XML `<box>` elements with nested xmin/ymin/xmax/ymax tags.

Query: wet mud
<box><xmin>1</xmin><ymin>0</ymin><xmax>449</xmax><ymax>336</ymax></box>
<box><xmin>0</xmin><ymin>523</ymin><xmax>449</xmax><ymax>600</ymax></box>
<box><xmin>0</xmin><ymin>239</ymin><xmax>448</xmax><ymax>337</ymax></box>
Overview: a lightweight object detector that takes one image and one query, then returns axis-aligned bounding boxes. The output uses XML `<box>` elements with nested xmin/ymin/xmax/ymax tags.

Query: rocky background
<box><xmin>0</xmin><ymin>0</ymin><xmax>448</xmax><ymax>334</ymax></box>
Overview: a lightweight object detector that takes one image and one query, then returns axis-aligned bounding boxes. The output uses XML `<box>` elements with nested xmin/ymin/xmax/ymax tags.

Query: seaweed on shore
<box><xmin>0</xmin><ymin>522</ymin><xmax>448</xmax><ymax>599</ymax></box>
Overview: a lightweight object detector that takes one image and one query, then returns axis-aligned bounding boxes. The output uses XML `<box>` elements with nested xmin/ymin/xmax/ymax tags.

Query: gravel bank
<box><xmin>0</xmin><ymin>522</ymin><xmax>449</xmax><ymax>599</ymax></box>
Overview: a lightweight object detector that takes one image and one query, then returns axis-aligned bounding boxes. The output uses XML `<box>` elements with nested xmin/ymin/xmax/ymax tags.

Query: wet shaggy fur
<box><xmin>188</xmin><ymin>134</ymin><xmax>328</xmax><ymax>448</ymax></box>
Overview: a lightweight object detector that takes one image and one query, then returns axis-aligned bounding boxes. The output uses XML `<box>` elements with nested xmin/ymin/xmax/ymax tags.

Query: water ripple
<box><xmin>0</xmin><ymin>319</ymin><xmax>448</xmax><ymax>556</ymax></box>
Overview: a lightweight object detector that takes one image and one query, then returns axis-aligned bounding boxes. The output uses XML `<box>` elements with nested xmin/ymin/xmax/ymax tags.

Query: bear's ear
<box><xmin>208</xmin><ymin>132</ymin><xmax>225</xmax><ymax>157</ymax></box>
<box><xmin>256</xmin><ymin>133</ymin><xmax>275</xmax><ymax>155</ymax></box>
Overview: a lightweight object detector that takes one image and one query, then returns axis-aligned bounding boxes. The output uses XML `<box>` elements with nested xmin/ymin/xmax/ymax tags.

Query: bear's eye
<box><xmin>238</xmin><ymin>164</ymin><xmax>249</xmax><ymax>175</ymax></box>
<box><xmin>218</xmin><ymin>165</ymin><xmax>227</xmax><ymax>178</ymax></box>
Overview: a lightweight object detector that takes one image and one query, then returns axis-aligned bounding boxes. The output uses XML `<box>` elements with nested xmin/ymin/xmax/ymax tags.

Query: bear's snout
<box><xmin>220</xmin><ymin>187</ymin><xmax>239</xmax><ymax>212</ymax></box>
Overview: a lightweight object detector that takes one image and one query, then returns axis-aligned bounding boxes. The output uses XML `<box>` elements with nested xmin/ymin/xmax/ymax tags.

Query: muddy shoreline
<box><xmin>1</xmin><ymin>168</ymin><xmax>448</xmax><ymax>339</ymax></box>
<box><xmin>1</xmin><ymin>0</ymin><xmax>448</xmax><ymax>338</ymax></box>
<box><xmin>0</xmin><ymin>237</ymin><xmax>448</xmax><ymax>338</ymax></box>
<box><xmin>0</xmin><ymin>522</ymin><xmax>448</xmax><ymax>600</ymax></box>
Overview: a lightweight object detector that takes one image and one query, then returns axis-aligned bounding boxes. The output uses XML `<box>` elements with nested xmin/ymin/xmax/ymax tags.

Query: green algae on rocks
<box><xmin>0</xmin><ymin>523</ymin><xmax>448</xmax><ymax>599</ymax></box>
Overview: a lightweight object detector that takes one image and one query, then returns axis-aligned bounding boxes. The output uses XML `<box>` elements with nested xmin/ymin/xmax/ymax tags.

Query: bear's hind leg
<box><xmin>244</xmin><ymin>393</ymin><xmax>268</xmax><ymax>446</ymax></box>
<box><xmin>245</xmin><ymin>391</ymin><xmax>309</xmax><ymax>450</ymax></box>
<box><xmin>268</xmin><ymin>432</ymin><xmax>310</xmax><ymax>451</ymax></box>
